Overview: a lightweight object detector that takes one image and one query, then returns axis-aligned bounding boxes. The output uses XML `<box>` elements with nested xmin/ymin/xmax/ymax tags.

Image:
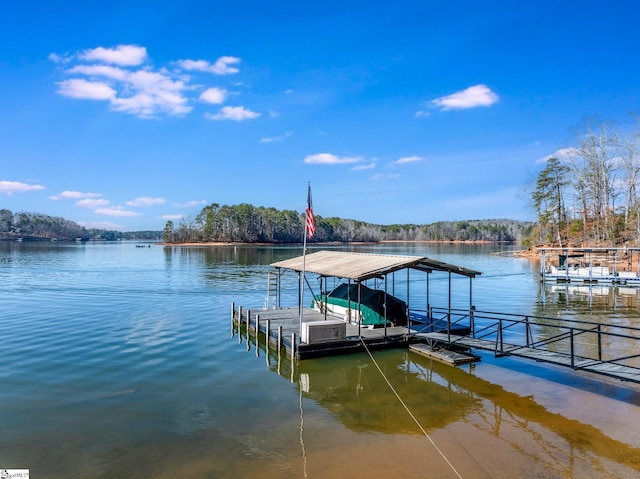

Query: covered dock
<box><xmin>232</xmin><ymin>250</ymin><xmax>481</xmax><ymax>360</ymax></box>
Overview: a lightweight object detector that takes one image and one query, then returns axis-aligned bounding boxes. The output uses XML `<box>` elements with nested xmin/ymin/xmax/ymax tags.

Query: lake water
<box><xmin>1</xmin><ymin>241</ymin><xmax>639</xmax><ymax>478</ymax></box>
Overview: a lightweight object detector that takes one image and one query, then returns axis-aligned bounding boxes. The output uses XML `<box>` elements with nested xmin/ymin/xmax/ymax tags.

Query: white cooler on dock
<box><xmin>301</xmin><ymin>320</ymin><xmax>346</xmax><ymax>344</ymax></box>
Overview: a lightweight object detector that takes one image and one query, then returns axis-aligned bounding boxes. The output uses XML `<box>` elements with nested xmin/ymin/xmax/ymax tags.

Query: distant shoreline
<box><xmin>162</xmin><ymin>239</ymin><xmax>516</xmax><ymax>246</ymax></box>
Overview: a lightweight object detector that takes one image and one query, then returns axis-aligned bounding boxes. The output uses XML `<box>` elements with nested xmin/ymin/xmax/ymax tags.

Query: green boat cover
<box><xmin>313</xmin><ymin>283</ymin><xmax>407</xmax><ymax>326</ymax></box>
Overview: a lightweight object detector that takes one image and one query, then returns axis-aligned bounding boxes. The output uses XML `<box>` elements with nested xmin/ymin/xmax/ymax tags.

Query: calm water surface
<box><xmin>0</xmin><ymin>241</ymin><xmax>639</xmax><ymax>478</ymax></box>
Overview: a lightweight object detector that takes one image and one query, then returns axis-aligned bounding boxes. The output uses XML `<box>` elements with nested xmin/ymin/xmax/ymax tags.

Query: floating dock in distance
<box><xmin>539</xmin><ymin>247</ymin><xmax>640</xmax><ymax>285</ymax></box>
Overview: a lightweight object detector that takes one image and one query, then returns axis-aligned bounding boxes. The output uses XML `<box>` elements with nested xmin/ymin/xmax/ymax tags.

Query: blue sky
<box><xmin>1</xmin><ymin>1</ymin><xmax>639</xmax><ymax>231</ymax></box>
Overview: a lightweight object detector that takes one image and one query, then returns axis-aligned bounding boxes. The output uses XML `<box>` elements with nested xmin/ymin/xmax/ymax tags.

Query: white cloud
<box><xmin>260</xmin><ymin>131</ymin><xmax>292</xmax><ymax>143</ymax></box>
<box><xmin>0</xmin><ymin>180</ymin><xmax>45</xmax><ymax>195</ymax></box>
<box><xmin>160</xmin><ymin>214</ymin><xmax>186</xmax><ymax>221</ymax></box>
<box><xmin>48</xmin><ymin>53</ymin><xmax>70</xmax><ymax>64</ymax></box>
<box><xmin>80</xmin><ymin>45</ymin><xmax>147</xmax><ymax>66</ymax></box>
<box><xmin>126</xmin><ymin>197</ymin><xmax>166</xmax><ymax>207</ymax></box>
<box><xmin>392</xmin><ymin>155</ymin><xmax>423</xmax><ymax>165</ymax></box>
<box><xmin>200</xmin><ymin>87</ymin><xmax>227</xmax><ymax>104</ymax></box>
<box><xmin>76</xmin><ymin>198</ymin><xmax>110</xmax><ymax>208</ymax></box>
<box><xmin>304</xmin><ymin>153</ymin><xmax>362</xmax><ymax>165</ymax></box>
<box><xmin>536</xmin><ymin>147</ymin><xmax>578</xmax><ymax>163</ymax></box>
<box><xmin>67</xmin><ymin>64</ymin><xmax>129</xmax><ymax>81</ymax></box>
<box><xmin>50</xmin><ymin>190</ymin><xmax>102</xmax><ymax>200</ymax></box>
<box><xmin>57</xmin><ymin>79</ymin><xmax>116</xmax><ymax>100</ymax></box>
<box><xmin>351</xmin><ymin>162</ymin><xmax>376</xmax><ymax>171</ymax></box>
<box><xmin>173</xmin><ymin>200</ymin><xmax>208</xmax><ymax>207</ymax></box>
<box><xmin>94</xmin><ymin>207</ymin><xmax>141</xmax><ymax>217</ymax></box>
<box><xmin>176</xmin><ymin>56</ymin><xmax>241</xmax><ymax>75</ymax></box>
<box><xmin>111</xmin><ymin>69</ymin><xmax>191</xmax><ymax>117</ymax></box>
<box><xmin>206</xmin><ymin>106</ymin><xmax>260</xmax><ymax>121</ymax></box>
<box><xmin>431</xmin><ymin>84</ymin><xmax>499</xmax><ymax>110</ymax></box>
<box><xmin>415</xmin><ymin>110</ymin><xmax>430</xmax><ymax>118</ymax></box>
<box><xmin>51</xmin><ymin>45</ymin><xmax>244</xmax><ymax>118</ymax></box>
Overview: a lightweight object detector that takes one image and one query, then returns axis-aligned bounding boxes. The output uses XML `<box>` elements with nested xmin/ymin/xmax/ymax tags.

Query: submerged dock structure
<box><xmin>232</xmin><ymin>250</ymin><xmax>640</xmax><ymax>383</ymax></box>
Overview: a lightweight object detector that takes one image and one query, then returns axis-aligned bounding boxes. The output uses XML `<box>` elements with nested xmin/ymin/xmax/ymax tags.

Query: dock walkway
<box><xmin>418</xmin><ymin>332</ymin><xmax>640</xmax><ymax>383</ymax></box>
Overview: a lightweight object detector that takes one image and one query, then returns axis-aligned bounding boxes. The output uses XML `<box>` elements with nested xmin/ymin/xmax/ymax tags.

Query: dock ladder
<box><xmin>264</xmin><ymin>272</ymin><xmax>277</xmax><ymax>310</ymax></box>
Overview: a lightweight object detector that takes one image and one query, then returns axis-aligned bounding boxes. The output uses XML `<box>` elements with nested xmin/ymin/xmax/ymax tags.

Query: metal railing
<box><xmin>409</xmin><ymin>306</ymin><xmax>640</xmax><ymax>373</ymax></box>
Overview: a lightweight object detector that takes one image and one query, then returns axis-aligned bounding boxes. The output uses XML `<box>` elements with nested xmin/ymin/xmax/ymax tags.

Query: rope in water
<box><xmin>299</xmin><ymin>386</ymin><xmax>308</xmax><ymax>479</ymax></box>
<box><xmin>360</xmin><ymin>339</ymin><xmax>463</xmax><ymax>479</ymax></box>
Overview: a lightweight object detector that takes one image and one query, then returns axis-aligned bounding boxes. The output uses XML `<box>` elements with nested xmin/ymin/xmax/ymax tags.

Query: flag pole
<box><xmin>300</xmin><ymin>182</ymin><xmax>314</xmax><ymax>338</ymax></box>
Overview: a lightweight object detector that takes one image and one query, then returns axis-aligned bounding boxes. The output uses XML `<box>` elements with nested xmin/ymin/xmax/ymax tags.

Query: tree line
<box><xmin>530</xmin><ymin>118</ymin><xmax>640</xmax><ymax>246</ymax></box>
<box><xmin>163</xmin><ymin>202</ymin><xmax>533</xmax><ymax>243</ymax></box>
<box><xmin>0</xmin><ymin>209</ymin><xmax>161</xmax><ymax>241</ymax></box>
<box><xmin>0</xmin><ymin>207</ymin><xmax>533</xmax><ymax>245</ymax></box>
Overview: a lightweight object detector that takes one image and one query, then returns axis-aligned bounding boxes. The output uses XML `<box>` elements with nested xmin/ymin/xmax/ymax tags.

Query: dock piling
<box><xmin>266</xmin><ymin>319</ymin><xmax>271</xmax><ymax>349</ymax></box>
<box><xmin>292</xmin><ymin>332</ymin><xmax>297</xmax><ymax>359</ymax></box>
<box><xmin>255</xmin><ymin>314</ymin><xmax>260</xmax><ymax>356</ymax></box>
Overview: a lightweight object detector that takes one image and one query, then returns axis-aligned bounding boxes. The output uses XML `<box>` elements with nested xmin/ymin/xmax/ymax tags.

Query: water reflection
<box><xmin>541</xmin><ymin>282</ymin><xmax>640</xmax><ymax>311</ymax></box>
<box><xmin>237</xmin><ymin>323</ymin><xmax>640</xmax><ymax>474</ymax></box>
<box><xmin>162</xmin><ymin>244</ymin><xmax>308</xmax><ymax>266</ymax></box>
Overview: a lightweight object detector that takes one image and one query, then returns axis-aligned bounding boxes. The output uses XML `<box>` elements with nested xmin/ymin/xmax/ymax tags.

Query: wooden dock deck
<box><xmin>232</xmin><ymin>304</ymin><xmax>414</xmax><ymax>360</ymax></box>
<box><xmin>417</xmin><ymin>332</ymin><xmax>640</xmax><ymax>383</ymax></box>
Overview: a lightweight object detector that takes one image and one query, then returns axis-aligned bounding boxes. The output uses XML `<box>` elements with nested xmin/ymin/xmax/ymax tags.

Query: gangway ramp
<box><xmin>418</xmin><ymin>332</ymin><xmax>640</xmax><ymax>383</ymax></box>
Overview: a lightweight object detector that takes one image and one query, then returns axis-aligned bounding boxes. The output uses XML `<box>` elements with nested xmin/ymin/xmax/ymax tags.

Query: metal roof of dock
<box><xmin>270</xmin><ymin>250</ymin><xmax>481</xmax><ymax>281</ymax></box>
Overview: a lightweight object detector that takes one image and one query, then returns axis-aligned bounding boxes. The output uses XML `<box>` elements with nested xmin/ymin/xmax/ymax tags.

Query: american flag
<box><xmin>305</xmin><ymin>183</ymin><xmax>315</xmax><ymax>238</ymax></box>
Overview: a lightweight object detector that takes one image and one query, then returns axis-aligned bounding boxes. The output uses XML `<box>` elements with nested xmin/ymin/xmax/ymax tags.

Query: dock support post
<box><xmin>266</xmin><ymin>320</ymin><xmax>271</xmax><ymax>347</ymax></box>
<box><xmin>570</xmin><ymin>328</ymin><xmax>575</xmax><ymax>368</ymax></box>
<box><xmin>278</xmin><ymin>326</ymin><xmax>283</xmax><ymax>350</ymax></box>
<box><xmin>238</xmin><ymin>305</ymin><xmax>243</xmax><ymax>329</ymax></box>
<box><xmin>470</xmin><ymin>305</ymin><xmax>475</xmax><ymax>338</ymax></box>
<box><xmin>292</xmin><ymin>332</ymin><xmax>297</xmax><ymax>360</ymax></box>
<box><xmin>231</xmin><ymin>302</ymin><xmax>235</xmax><ymax>322</ymax></box>
<box><xmin>597</xmin><ymin>324</ymin><xmax>602</xmax><ymax>361</ymax></box>
<box><xmin>246</xmin><ymin>309</ymin><xmax>251</xmax><ymax>335</ymax></box>
<box><xmin>256</xmin><ymin>314</ymin><xmax>260</xmax><ymax>355</ymax></box>
<box><xmin>447</xmin><ymin>272</ymin><xmax>452</xmax><ymax>344</ymax></box>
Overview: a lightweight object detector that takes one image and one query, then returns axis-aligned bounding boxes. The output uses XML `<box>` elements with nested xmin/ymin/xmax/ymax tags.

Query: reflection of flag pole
<box><xmin>300</xmin><ymin>182</ymin><xmax>315</xmax><ymax>337</ymax></box>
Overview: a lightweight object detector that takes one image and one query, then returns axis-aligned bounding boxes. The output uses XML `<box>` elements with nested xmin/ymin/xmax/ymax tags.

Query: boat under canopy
<box><xmin>312</xmin><ymin>282</ymin><xmax>408</xmax><ymax>326</ymax></box>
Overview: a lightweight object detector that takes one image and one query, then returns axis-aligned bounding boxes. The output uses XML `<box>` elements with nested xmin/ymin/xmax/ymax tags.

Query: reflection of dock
<box><xmin>240</xmin><ymin>330</ymin><xmax>640</xmax><ymax>474</ymax></box>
